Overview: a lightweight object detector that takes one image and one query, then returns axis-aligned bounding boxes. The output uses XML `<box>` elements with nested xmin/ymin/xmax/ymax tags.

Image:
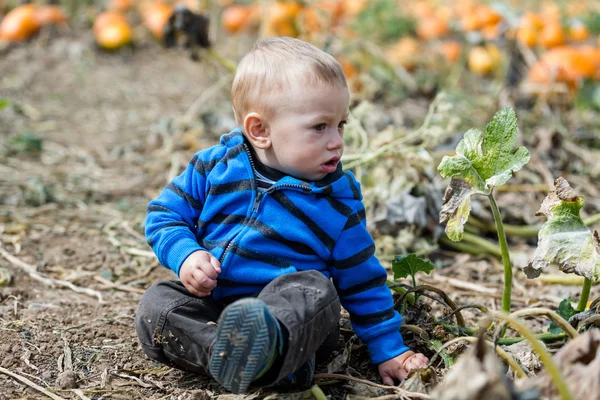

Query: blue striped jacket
<box><xmin>145</xmin><ymin>129</ymin><xmax>409</xmax><ymax>364</ymax></box>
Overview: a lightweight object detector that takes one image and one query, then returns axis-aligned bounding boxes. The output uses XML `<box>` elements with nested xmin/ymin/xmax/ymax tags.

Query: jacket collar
<box><xmin>220</xmin><ymin>129</ymin><xmax>360</xmax><ymax>200</ymax></box>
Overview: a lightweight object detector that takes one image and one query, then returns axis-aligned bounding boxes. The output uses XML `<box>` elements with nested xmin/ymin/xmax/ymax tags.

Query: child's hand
<box><xmin>180</xmin><ymin>250</ymin><xmax>221</xmax><ymax>297</ymax></box>
<box><xmin>378</xmin><ymin>351</ymin><xmax>429</xmax><ymax>385</ymax></box>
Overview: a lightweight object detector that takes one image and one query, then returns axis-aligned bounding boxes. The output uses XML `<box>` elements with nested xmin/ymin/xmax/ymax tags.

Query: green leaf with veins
<box><xmin>392</xmin><ymin>254</ymin><xmax>435</xmax><ymax>285</ymax></box>
<box><xmin>524</xmin><ymin>177</ymin><xmax>600</xmax><ymax>281</ymax></box>
<box><xmin>437</xmin><ymin>107</ymin><xmax>530</xmax><ymax>241</ymax></box>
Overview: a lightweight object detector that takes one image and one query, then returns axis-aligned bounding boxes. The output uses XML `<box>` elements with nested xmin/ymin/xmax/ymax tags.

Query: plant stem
<box><xmin>386</xmin><ymin>280</ymin><xmax>415</xmax><ymax>305</ymax></box>
<box><xmin>493</xmin><ymin>312</ymin><xmax>573</xmax><ymax>400</ymax></box>
<box><xmin>577</xmin><ymin>278</ymin><xmax>592</xmax><ymax>312</ymax></box>
<box><xmin>488</xmin><ymin>193</ymin><xmax>512</xmax><ymax>313</ymax></box>
<box><xmin>429</xmin><ymin>339</ymin><xmax>454</xmax><ymax>368</ymax></box>
<box><xmin>436</xmin><ymin>322</ymin><xmax>568</xmax><ymax>344</ymax></box>
<box><xmin>205</xmin><ymin>48</ymin><xmax>237</xmax><ymax>73</ymax></box>
<box><xmin>497</xmin><ymin>332</ymin><xmax>567</xmax><ymax>345</ymax></box>
<box><xmin>466</xmin><ymin>212</ymin><xmax>600</xmax><ymax>239</ymax></box>
<box><xmin>310</xmin><ymin>384</ymin><xmax>328</xmax><ymax>400</ymax></box>
<box><xmin>462</xmin><ymin>232</ymin><xmax>503</xmax><ymax>258</ymax></box>
<box><xmin>439</xmin><ymin>235</ymin><xmax>490</xmax><ymax>255</ymax></box>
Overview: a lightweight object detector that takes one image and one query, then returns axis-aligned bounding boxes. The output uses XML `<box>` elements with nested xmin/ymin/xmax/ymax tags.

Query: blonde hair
<box><xmin>231</xmin><ymin>37</ymin><xmax>348</xmax><ymax>125</ymax></box>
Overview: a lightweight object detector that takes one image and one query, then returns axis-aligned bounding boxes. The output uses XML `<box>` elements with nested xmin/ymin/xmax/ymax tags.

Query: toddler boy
<box><xmin>135</xmin><ymin>36</ymin><xmax>428</xmax><ymax>394</ymax></box>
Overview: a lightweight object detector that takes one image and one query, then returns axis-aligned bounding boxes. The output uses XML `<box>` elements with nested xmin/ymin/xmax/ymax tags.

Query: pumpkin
<box><xmin>0</xmin><ymin>4</ymin><xmax>40</xmax><ymax>42</ymax></box>
<box><xmin>386</xmin><ymin>37</ymin><xmax>420</xmax><ymax>70</ymax></box>
<box><xmin>337</xmin><ymin>57</ymin><xmax>362</xmax><ymax>91</ymax></box>
<box><xmin>516</xmin><ymin>26</ymin><xmax>537</xmax><ymax>47</ymax></box>
<box><xmin>519</xmin><ymin>12</ymin><xmax>544</xmax><ymax>31</ymax></box>
<box><xmin>474</xmin><ymin>5</ymin><xmax>501</xmax><ymax>28</ymax></box>
<box><xmin>437</xmin><ymin>41</ymin><xmax>462</xmax><ymax>64</ymax></box>
<box><xmin>416</xmin><ymin>15</ymin><xmax>449</xmax><ymax>40</ymax></box>
<box><xmin>93</xmin><ymin>11</ymin><xmax>127</xmax><ymax>36</ymax></box>
<box><xmin>95</xmin><ymin>18</ymin><xmax>132</xmax><ymax>49</ymax></box>
<box><xmin>528</xmin><ymin>47</ymin><xmax>599</xmax><ymax>89</ymax></box>
<box><xmin>481</xmin><ymin>22</ymin><xmax>502</xmax><ymax>41</ymax></box>
<box><xmin>34</xmin><ymin>5</ymin><xmax>67</xmax><ymax>26</ymax></box>
<box><xmin>539</xmin><ymin>23</ymin><xmax>565</xmax><ymax>48</ymax></box>
<box><xmin>263</xmin><ymin>1</ymin><xmax>302</xmax><ymax>37</ymax></box>
<box><xmin>468</xmin><ymin>45</ymin><xmax>500</xmax><ymax>75</ymax></box>
<box><xmin>140</xmin><ymin>1</ymin><xmax>173</xmax><ymax>39</ymax></box>
<box><xmin>569</xmin><ymin>23</ymin><xmax>590</xmax><ymax>42</ymax></box>
<box><xmin>221</xmin><ymin>4</ymin><xmax>255</xmax><ymax>33</ymax></box>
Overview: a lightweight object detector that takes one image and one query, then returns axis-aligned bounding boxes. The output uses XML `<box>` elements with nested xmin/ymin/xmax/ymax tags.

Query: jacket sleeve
<box><xmin>329</xmin><ymin>201</ymin><xmax>410</xmax><ymax>364</ymax></box>
<box><xmin>145</xmin><ymin>152</ymin><xmax>212</xmax><ymax>276</ymax></box>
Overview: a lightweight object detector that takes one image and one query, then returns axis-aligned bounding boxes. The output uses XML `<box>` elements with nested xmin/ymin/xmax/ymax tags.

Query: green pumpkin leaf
<box><xmin>524</xmin><ymin>177</ymin><xmax>600</xmax><ymax>281</ymax></box>
<box><xmin>549</xmin><ymin>298</ymin><xmax>577</xmax><ymax>335</ymax></box>
<box><xmin>438</xmin><ymin>107</ymin><xmax>530</xmax><ymax>241</ymax></box>
<box><xmin>392</xmin><ymin>254</ymin><xmax>435</xmax><ymax>281</ymax></box>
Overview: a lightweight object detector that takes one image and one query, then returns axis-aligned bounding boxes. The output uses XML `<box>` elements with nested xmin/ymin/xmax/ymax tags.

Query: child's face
<box><xmin>265</xmin><ymin>82</ymin><xmax>350</xmax><ymax>181</ymax></box>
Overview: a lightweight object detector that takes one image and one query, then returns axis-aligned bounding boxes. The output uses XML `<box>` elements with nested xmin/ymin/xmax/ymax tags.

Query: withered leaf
<box><xmin>524</xmin><ymin>177</ymin><xmax>600</xmax><ymax>281</ymax></box>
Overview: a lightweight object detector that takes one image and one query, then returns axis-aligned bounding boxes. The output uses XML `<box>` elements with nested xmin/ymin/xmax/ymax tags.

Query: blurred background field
<box><xmin>1</xmin><ymin>0</ymin><xmax>600</xmax><ymax>399</ymax></box>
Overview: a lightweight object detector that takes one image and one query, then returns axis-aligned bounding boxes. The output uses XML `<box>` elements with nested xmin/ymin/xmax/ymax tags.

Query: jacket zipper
<box><xmin>219</xmin><ymin>182</ymin><xmax>312</xmax><ymax>264</ymax></box>
<box><xmin>219</xmin><ymin>144</ymin><xmax>313</xmax><ymax>264</ymax></box>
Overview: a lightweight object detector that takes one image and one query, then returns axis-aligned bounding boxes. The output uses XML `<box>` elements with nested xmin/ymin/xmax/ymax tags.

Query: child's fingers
<box><xmin>198</xmin><ymin>259</ymin><xmax>220</xmax><ymax>280</ymax></box>
<box><xmin>191</xmin><ymin>269</ymin><xmax>217</xmax><ymax>290</ymax></box>
<box><xmin>381</xmin><ymin>374</ymin><xmax>395</xmax><ymax>386</ymax></box>
<box><xmin>405</xmin><ymin>354</ymin><xmax>429</xmax><ymax>370</ymax></box>
<box><xmin>182</xmin><ymin>280</ymin><xmax>212</xmax><ymax>297</ymax></box>
<box><xmin>209</xmin><ymin>255</ymin><xmax>221</xmax><ymax>273</ymax></box>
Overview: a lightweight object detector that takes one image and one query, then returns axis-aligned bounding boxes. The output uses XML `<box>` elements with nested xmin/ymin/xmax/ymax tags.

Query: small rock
<box><xmin>55</xmin><ymin>370</ymin><xmax>79</xmax><ymax>389</ymax></box>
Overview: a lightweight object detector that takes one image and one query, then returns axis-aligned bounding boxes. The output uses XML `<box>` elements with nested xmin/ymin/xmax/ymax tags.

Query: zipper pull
<box><xmin>252</xmin><ymin>191</ymin><xmax>263</xmax><ymax>213</ymax></box>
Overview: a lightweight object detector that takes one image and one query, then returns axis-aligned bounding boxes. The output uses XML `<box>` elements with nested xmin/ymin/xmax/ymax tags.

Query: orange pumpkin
<box><xmin>416</xmin><ymin>15</ymin><xmax>449</xmax><ymax>40</ymax></box>
<box><xmin>264</xmin><ymin>1</ymin><xmax>302</xmax><ymax>37</ymax></box>
<box><xmin>221</xmin><ymin>4</ymin><xmax>254</xmax><ymax>33</ymax></box>
<box><xmin>468</xmin><ymin>45</ymin><xmax>499</xmax><ymax>75</ymax></box>
<box><xmin>140</xmin><ymin>1</ymin><xmax>173</xmax><ymax>39</ymax></box>
<box><xmin>519</xmin><ymin>12</ymin><xmax>544</xmax><ymax>31</ymax></box>
<box><xmin>337</xmin><ymin>57</ymin><xmax>362</xmax><ymax>91</ymax></box>
<box><xmin>528</xmin><ymin>47</ymin><xmax>598</xmax><ymax>89</ymax></box>
<box><xmin>437</xmin><ymin>41</ymin><xmax>462</xmax><ymax>64</ymax></box>
<box><xmin>94</xmin><ymin>11</ymin><xmax>127</xmax><ymax>36</ymax></box>
<box><xmin>0</xmin><ymin>4</ymin><xmax>40</xmax><ymax>42</ymax></box>
<box><xmin>95</xmin><ymin>18</ymin><xmax>132</xmax><ymax>49</ymax></box>
<box><xmin>34</xmin><ymin>5</ymin><xmax>67</xmax><ymax>26</ymax></box>
<box><xmin>516</xmin><ymin>26</ymin><xmax>537</xmax><ymax>47</ymax></box>
<box><xmin>474</xmin><ymin>5</ymin><xmax>501</xmax><ymax>28</ymax></box>
<box><xmin>481</xmin><ymin>22</ymin><xmax>502</xmax><ymax>41</ymax></box>
<box><xmin>386</xmin><ymin>37</ymin><xmax>420</xmax><ymax>70</ymax></box>
<box><xmin>460</xmin><ymin>13</ymin><xmax>480</xmax><ymax>32</ymax></box>
<box><xmin>539</xmin><ymin>23</ymin><xmax>565</xmax><ymax>48</ymax></box>
<box><xmin>569</xmin><ymin>23</ymin><xmax>590</xmax><ymax>42</ymax></box>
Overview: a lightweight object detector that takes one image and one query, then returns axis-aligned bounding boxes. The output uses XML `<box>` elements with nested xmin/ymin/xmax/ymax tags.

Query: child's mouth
<box><xmin>320</xmin><ymin>158</ymin><xmax>339</xmax><ymax>173</ymax></box>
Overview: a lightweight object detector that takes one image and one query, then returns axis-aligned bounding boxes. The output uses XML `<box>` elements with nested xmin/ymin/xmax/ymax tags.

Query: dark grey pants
<box><xmin>135</xmin><ymin>270</ymin><xmax>341</xmax><ymax>384</ymax></box>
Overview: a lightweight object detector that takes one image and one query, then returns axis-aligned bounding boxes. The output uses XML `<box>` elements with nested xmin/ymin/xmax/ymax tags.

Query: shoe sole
<box><xmin>209</xmin><ymin>298</ymin><xmax>277</xmax><ymax>393</ymax></box>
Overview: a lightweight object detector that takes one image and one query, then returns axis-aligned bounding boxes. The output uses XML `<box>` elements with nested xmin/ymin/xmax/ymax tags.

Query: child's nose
<box><xmin>327</xmin><ymin>130</ymin><xmax>344</xmax><ymax>150</ymax></box>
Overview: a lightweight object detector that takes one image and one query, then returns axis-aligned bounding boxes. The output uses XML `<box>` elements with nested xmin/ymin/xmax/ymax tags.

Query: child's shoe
<box><xmin>209</xmin><ymin>298</ymin><xmax>281</xmax><ymax>393</ymax></box>
<box><xmin>276</xmin><ymin>353</ymin><xmax>315</xmax><ymax>390</ymax></box>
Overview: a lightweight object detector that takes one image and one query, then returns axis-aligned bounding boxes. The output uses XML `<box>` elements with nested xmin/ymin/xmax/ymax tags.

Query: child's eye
<box><xmin>338</xmin><ymin>121</ymin><xmax>347</xmax><ymax>129</ymax></box>
<box><xmin>314</xmin><ymin>123</ymin><xmax>327</xmax><ymax>131</ymax></box>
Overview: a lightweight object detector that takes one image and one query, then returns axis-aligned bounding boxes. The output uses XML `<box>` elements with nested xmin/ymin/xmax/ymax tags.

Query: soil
<box><xmin>1</xmin><ymin>28</ymin><xmax>598</xmax><ymax>400</ymax></box>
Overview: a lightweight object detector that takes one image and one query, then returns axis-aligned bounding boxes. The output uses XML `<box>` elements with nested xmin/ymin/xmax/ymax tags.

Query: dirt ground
<box><xmin>1</xmin><ymin>31</ymin><xmax>599</xmax><ymax>400</ymax></box>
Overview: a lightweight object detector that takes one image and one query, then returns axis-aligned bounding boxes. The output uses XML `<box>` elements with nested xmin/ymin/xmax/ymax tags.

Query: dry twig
<box><xmin>0</xmin><ymin>242</ymin><xmax>104</xmax><ymax>302</ymax></box>
<box><xmin>314</xmin><ymin>373</ymin><xmax>431</xmax><ymax>399</ymax></box>
<box><xmin>0</xmin><ymin>366</ymin><xmax>67</xmax><ymax>400</ymax></box>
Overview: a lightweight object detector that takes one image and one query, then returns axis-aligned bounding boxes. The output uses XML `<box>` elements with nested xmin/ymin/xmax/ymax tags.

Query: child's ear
<box><xmin>244</xmin><ymin>112</ymin><xmax>271</xmax><ymax>150</ymax></box>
